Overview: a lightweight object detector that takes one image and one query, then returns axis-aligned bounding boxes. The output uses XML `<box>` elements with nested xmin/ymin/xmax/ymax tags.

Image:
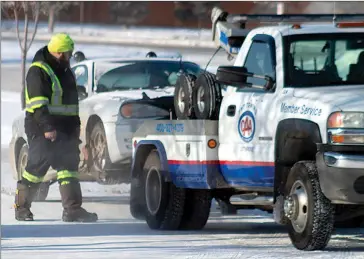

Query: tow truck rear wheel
<box><xmin>284</xmin><ymin>161</ymin><xmax>334</xmax><ymax>251</ymax></box>
<box><xmin>174</xmin><ymin>73</ymin><xmax>196</xmax><ymax>119</ymax></box>
<box><xmin>144</xmin><ymin>150</ymin><xmax>186</xmax><ymax>230</ymax></box>
<box><xmin>179</xmin><ymin>189</ymin><xmax>212</xmax><ymax>230</ymax></box>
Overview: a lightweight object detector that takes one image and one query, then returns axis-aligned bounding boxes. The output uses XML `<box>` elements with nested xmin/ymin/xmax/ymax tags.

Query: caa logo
<box><xmin>238</xmin><ymin>111</ymin><xmax>255</xmax><ymax>143</ymax></box>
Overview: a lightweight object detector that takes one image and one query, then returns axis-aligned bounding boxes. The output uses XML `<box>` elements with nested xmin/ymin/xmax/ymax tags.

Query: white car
<box><xmin>9</xmin><ymin>53</ymin><xmax>202</xmax><ymax>200</ymax></box>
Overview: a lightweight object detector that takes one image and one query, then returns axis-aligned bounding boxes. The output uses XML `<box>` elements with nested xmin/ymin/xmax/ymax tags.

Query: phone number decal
<box><xmin>156</xmin><ymin>123</ymin><xmax>184</xmax><ymax>133</ymax></box>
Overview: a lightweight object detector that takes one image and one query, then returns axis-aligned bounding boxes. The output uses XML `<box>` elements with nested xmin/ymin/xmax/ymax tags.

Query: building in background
<box><xmin>2</xmin><ymin>1</ymin><xmax>363</xmax><ymax>29</ymax></box>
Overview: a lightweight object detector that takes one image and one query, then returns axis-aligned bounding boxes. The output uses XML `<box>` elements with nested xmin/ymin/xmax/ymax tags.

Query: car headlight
<box><xmin>327</xmin><ymin>112</ymin><xmax>364</xmax><ymax>144</ymax></box>
<box><xmin>120</xmin><ymin>103</ymin><xmax>170</xmax><ymax>119</ymax></box>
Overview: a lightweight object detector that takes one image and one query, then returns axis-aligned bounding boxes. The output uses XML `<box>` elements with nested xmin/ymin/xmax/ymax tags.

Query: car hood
<box><xmin>83</xmin><ymin>87</ymin><xmax>175</xmax><ymax>104</ymax></box>
<box><xmin>292</xmin><ymin>85</ymin><xmax>364</xmax><ymax>112</ymax></box>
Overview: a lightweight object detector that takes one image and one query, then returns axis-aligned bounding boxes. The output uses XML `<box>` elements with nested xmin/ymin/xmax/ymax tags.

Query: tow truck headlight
<box><xmin>327</xmin><ymin>112</ymin><xmax>364</xmax><ymax>144</ymax></box>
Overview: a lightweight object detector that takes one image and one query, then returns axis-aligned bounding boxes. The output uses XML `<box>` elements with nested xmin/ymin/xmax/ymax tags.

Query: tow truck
<box><xmin>127</xmin><ymin>7</ymin><xmax>364</xmax><ymax>251</ymax></box>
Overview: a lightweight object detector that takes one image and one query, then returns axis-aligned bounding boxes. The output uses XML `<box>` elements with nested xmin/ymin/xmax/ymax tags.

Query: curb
<box><xmin>1</xmin><ymin>31</ymin><xmax>217</xmax><ymax>49</ymax></box>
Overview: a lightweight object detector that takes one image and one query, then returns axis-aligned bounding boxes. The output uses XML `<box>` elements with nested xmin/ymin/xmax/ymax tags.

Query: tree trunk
<box><xmin>21</xmin><ymin>1</ymin><xmax>30</xmax><ymax>110</ymax></box>
<box><xmin>80</xmin><ymin>2</ymin><xmax>85</xmax><ymax>34</ymax></box>
<box><xmin>21</xmin><ymin>49</ymin><xmax>27</xmax><ymax>110</ymax></box>
<box><xmin>48</xmin><ymin>6</ymin><xmax>55</xmax><ymax>33</ymax></box>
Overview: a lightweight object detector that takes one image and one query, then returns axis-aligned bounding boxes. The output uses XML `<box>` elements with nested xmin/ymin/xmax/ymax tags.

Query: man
<box><xmin>14</xmin><ymin>33</ymin><xmax>98</xmax><ymax>222</ymax></box>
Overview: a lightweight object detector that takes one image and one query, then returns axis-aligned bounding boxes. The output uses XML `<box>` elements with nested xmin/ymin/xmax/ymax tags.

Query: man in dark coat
<box><xmin>14</xmin><ymin>33</ymin><xmax>98</xmax><ymax>222</ymax></box>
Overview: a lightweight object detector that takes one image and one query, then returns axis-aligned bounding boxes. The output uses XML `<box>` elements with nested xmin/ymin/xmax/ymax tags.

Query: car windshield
<box><xmin>95</xmin><ymin>60</ymin><xmax>200</xmax><ymax>92</ymax></box>
<box><xmin>284</xmin><ymin>33</ymin><xmax>364</xmax><ymax>87</ymax></box>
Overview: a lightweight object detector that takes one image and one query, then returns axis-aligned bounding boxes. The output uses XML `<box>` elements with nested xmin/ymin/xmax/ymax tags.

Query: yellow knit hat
<box><xmin>47</xmin><ymin>33</ymin><xmax>74</xmax><ymax>53</ymax></box>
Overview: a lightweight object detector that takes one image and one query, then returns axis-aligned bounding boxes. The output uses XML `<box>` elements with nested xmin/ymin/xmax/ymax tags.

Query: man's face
<box><xmin>60</xmin><ymin>50</ymin><xmax>73</xmax><ymax>63</ymax></box>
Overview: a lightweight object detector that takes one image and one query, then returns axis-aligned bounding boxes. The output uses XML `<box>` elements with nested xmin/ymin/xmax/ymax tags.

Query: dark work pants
<box><xmin>22</xmin><ymin>132</ymin><xmax>80</xmax><ymax>185</ymax></box>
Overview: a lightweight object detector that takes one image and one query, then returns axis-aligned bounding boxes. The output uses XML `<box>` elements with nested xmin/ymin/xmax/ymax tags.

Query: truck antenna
<box><xmin>332</xmin><ymin>1</ymin><xmax>337</xmax><ymax>26</ymax></box>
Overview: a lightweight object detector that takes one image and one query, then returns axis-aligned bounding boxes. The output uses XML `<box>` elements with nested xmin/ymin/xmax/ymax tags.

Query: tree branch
<box><xmin>13</xmin><ymin>4</ymin><xmax>24</xmax><ymax>53</ymax></box>
<box><xmin>22</xmin><ymin>1</ymin><xmax>29</xmax><ymax>53</ymax></box>
<box><xmin>27</xmin><ymin>2</ymin><xmax>40</xmax><ymax>50</ymax></box>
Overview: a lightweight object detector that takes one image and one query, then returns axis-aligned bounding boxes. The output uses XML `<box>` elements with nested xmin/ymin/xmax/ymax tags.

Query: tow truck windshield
<box><xmin>284</xmin><ymin>33</ymin><xmax>364</xmax><ymax>87</ymax></box>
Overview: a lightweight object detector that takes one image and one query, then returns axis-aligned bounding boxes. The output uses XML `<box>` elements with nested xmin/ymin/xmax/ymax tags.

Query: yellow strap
<box><xmin>57</xmin><ymin>170</ymin><xmax>79</xmax><ymax>180</ymax></box>
<box><xmin>22</xmin><ymin>171</ymin><xmax>44</xmax><ymax>183</ymax></box>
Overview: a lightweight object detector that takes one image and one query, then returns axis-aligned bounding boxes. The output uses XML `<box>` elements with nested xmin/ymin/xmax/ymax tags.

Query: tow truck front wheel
<box><xmin>284</xmin><ymin>161</ymin><xmax>334</xmax><ymax>251</ymax></box>
<box><xmin>144</xmin><ymin>151</ymin><xmax>186</xmax><ymax>230</ymax></box>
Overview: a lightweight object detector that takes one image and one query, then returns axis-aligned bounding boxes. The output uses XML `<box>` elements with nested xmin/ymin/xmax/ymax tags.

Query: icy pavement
<box><xmin>2</xmin><ymin>192</ymin><xmax>364</xmax><ymax>259</ymax></box>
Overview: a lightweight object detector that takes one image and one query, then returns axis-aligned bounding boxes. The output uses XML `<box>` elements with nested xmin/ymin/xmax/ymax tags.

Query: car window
<box><xmin>72</xmin><ymin>65</ymin><xmax>88</xmax><ymax>87</ymax></box>
<box><xmin>285</xmin><ymin>33</ymin><xmax>364</xmax><ymax>87</ymax></box>
<box><xmin>96</xmin><ymin>61</ymin><xmax>201</xmax><ymax>92</ymax></box>
<box><xmin>243</xmin><ymin>41</ymin><xmax>275</xmax><ymax>87</ymax></box>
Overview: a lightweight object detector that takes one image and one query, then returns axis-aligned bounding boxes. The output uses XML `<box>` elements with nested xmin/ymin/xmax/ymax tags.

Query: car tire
<box><xmin>89</xmin><ymin>121</ymin><xmax>114</xmax><ymax>184</ymax></box>
<box><xmin>144</xmin><ymin>150</ymin><xmax>186</xmax><ymax>230</ymax></box>
<box><xmin>192</xmin><ymin>72</ymin><xmax>222</xmax><ymax>120</ymax></box>
<box><xmin>179</xmin><ymin>189</ymin><xmax>212</xmax><ymax>230</ymax></box>
<box><xmin>174</xmin><ymin>73</ymin><xmax>196</xmax><ymax>119</ymax></box>
<box><xmin>17</xmin><ymin>144</ymin><xmax>50</xmax><ymax>201</ymax></box>
<box><xmin>285</xmin><ymin>161</ymin><xmax>335</xmax><ymax>251</ymax></box>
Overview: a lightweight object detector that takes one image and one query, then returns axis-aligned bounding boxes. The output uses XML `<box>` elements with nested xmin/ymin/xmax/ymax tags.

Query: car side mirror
<box><xmin>77</xmin><ymin>85</ymin><xmax>88</xmax><ymax>100</ymax></box>
<box><xmin>216</xmin><ymin>65</ymin><xmax>275</xmax><ymax>90</ymax></box>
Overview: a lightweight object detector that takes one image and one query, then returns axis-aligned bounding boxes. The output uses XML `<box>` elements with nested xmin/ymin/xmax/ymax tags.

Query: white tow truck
<box><xmin>128</xmin><ymin>8</ymin><xmax>364</xmax><ymax>251</ymax></box>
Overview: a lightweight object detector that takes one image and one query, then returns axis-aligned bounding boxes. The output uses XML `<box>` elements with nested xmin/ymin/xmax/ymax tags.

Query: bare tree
<box><xmin>174</xmin><ymin>2</ymin><xmax>195</xmax><ymax>24</ymax></box>
<box><xmin>41</xmin><ymin>1</ymin><xmax>80</xmax><ymax>33</ymax></box>
<box><xmin>109</xmin><ymin>1</ymin><xmax>149</xmax><ymax>27</ymax></box>
<box><xmin>1</xmin><ymin>1</ymin><xmax>41</xmax><ymax>109</ymax></box>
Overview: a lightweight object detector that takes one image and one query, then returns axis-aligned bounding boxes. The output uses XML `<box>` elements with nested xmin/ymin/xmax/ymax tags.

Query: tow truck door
<box><xmin>218</xmin><ymin>31</ymin><xmax>281</xmax><ymax>189</ymax></box>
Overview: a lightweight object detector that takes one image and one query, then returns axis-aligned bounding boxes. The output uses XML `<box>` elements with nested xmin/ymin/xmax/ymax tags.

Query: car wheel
<box><xmin>17</xmin><ymin>144</ymin><xmax>50</xmax><ymax>201</ymax></box>
<box><xmin>144</xmin><ymin>150</ymin><xmax>186</xmax><ymax>230</ymax></box>
<box><xmin>89</xmin><ymin>121</ymin><xmax>114</xmax><ymax>184</ymax></box>
<box><xmin>192</xmin><ymin>72</ymin><xmax>222</xmax><ymax>120</ymax></box>
<box><xmin>284</xmin><ymin>161</ymin><xmax>335</xmax><ymax>251</ymax></box>
<box><xmin>17</xmin><ymin>144</ymin><xmax>29</xmax><ymax>180</ymax></box>
<box><xmin>174</xmin><ymin>73</ymin><xmax>196</xmax><ymax>119</ymax></box>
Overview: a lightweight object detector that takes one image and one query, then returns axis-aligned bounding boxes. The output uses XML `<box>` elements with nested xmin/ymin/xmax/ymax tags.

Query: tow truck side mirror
<box><xmin>216</xmin><ymin>66</ymin><xmax>248</xmax><ymax>87</ymax></box>
<box><xmin>216</xmin><ymin>65</ymin><xmax>275</xmax><ymax>90</ymax></box>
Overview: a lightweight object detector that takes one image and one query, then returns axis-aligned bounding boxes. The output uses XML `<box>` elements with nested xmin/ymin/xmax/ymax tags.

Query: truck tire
<box><xmin>284</xmin><ymin>161</ymin><xmax>334</xmax><ymax>251</ymax></box>
<box><xmin>174</xmin><ymin>73</ymin><xmax>196</xmax><ymax>119</ymax></box>
<box><xmin>144</xmin><ymin>150</ymin><xmax>186</xmax><ymax>230</ymax></box>
<box><xmin>179</xmin><ymin>189</ymin><xmax>212</xmax><ymax>230</ymax></box>
<box><xmin>192</xmin><ymin>72</ymin><xmax>222</xmax><ymax>120</ymax></box>
<box><xmin>129</xmin><ymin>177</ymin><xmax>146</xmax><ymax>220</ymax></box>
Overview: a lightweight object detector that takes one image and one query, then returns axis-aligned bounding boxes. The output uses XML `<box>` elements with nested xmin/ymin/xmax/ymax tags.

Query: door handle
<box><xmin>227</xmin><ymin>105</ymin><xmax>236</xmax><ymax>116</ymax></box>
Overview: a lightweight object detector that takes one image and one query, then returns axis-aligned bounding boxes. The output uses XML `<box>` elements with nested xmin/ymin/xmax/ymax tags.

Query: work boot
<box><xmin>59</xmin><ymin>180</ymin><xmax>98</xmax><ymax>222</ymax></box>
<box><xmin>14</xmin><ymin>181</ymin><xmax>38</xmax><ymax>221</ymax></box>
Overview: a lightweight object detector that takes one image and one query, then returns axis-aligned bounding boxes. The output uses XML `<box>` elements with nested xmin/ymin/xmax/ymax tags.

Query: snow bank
<box><xmin>1</xmin><ymin>91</ymin><xmax>22</xmax><ymax>148</ymax></box>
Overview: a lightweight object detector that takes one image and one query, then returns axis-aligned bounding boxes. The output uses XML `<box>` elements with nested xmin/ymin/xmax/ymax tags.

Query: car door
<box><xmin>218</xmin><ymin>32</ymin><xmax>280</xmax><ymax>189</ymax></box>
<box><xmin>71</xmin><ymin>64</ymin><xmax>91</xmax><ymax>100</ymax></box>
